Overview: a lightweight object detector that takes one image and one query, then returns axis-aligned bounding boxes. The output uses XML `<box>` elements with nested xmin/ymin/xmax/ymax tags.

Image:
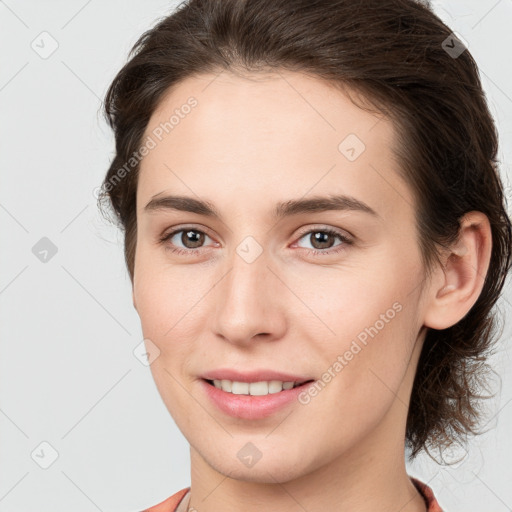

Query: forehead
<box><xmin>138</xmin><ymin>69</ymin><xmax>415</xmax><ymax>223</ymax></box>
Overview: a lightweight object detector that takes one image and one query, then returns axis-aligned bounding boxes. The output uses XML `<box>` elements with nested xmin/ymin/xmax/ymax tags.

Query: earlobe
<box><xmin>423</xmin><ymin>211</ymin><xmax>492</xmax><ymax>330</ymax></box>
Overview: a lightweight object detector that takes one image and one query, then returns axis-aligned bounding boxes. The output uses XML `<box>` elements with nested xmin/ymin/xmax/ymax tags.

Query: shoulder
<box><xmin>142</xmin><ymin>481</ymin><xmax>442</xmax><ymax>512</ymax></box>
<box><xmin>141</xmin><ymin>487</ymin><xmax>190</xmax><ymax>512</ymax></box>
<box><xmin>410</xmin><ymin>477</ymin><xmax>444</xmax><ymax>512</ymax></box>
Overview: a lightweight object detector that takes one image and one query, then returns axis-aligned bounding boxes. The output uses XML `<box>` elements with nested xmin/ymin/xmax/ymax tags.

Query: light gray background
<box><xmin>1</xmin><ymin>1</ymin><xmax>511</xmax><ymax>511</ymax></box>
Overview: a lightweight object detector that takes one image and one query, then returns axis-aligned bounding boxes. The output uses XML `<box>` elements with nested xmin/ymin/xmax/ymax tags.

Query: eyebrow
<box><xmin>144</xmin><ymin>194</ymin><xmax>380</xmax><ymax>220</ymax></box>
<box><xmin>144</xmin><ymin>193</ymin><xmax>379</xmax><ymax>220</ymax></box>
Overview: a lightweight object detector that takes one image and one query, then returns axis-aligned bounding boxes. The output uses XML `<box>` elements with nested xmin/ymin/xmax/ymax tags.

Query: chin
<box><xmin>202</xmin><ymin>446</ymin><xmax>312</xmax><ymax>484</ymax></box>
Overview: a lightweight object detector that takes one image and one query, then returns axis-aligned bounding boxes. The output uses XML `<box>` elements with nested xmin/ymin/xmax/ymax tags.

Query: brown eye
<box><xmin>179</xmin><ymin>229</ymin><xmax>205</xmax><ymax>249</ymax></box>
<box><xmin>160</xmin><ymin>228</ymin><xmax>214</xmax><ymax>254</ymax></box>
<box><xmin>309</xmin><ymin>231</ymin><xmax>337</xmax><ymax>250</ymax></box>
<box><xmin>296</xmin><ymin>229</ymin><xmax>349</xmax><ymax>252</ymax></box>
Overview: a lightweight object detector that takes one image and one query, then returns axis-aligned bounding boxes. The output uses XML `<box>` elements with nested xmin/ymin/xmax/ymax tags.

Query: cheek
<box><xmin>133</xmin><ymin>248</ymin><xmax>203</xmax><ymax>339</ymax></box>
<box><xmin>294</xmin><ymin>250</ymin><xmax>423</xmax><ymax>393</ymax></box>
<box><xmin>294</xmin><ymin>299</ymin><xmax>420</xmax><ymax>453</ymax></box>
<box><xmin>133</xmin><ymin>261</ymin><xmax>203</xmax><ymax>424</ymax></box>
<box><xmin>132</xmin><ymin>255</ymin><xmax>215</xmax><ymax>409</ymax></box>
<box><xmin>288</xmin><ymin>254</ymin><xmax>413</xmax><ymax>343</ymax></box>
<box><xmin>314</xmin><ymin>297</ymin><xmax>415</xmax><ymax>402</ymax></box>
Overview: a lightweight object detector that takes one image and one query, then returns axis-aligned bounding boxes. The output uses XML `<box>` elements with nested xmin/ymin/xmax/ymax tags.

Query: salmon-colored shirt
<box><xmin>141</xmin><ymin>476</ymin><xmax>443</xmax><ymax>511</ymax></box>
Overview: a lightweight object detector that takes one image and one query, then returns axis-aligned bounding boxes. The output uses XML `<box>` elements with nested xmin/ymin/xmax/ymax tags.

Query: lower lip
<box><xmin>200</xmin><ymin>379</ymin><xmax>315</xmax><ymax>420</ymax></box>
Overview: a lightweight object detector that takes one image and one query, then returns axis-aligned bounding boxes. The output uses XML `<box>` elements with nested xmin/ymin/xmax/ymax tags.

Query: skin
<box><xmin>132</xmin><ymin>69</ymin><xmax>492</xmax><ymax>512</ymax></box>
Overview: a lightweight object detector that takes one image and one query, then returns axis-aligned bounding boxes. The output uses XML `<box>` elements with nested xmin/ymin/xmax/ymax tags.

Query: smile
<box><xmin>206</xmin><ymin>379</ymin><xmax>309</xmax><ymax>395</ymax></box>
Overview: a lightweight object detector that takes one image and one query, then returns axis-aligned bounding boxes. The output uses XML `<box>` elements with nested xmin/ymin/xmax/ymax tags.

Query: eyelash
<box><xmin>158</xmin><ymin>226</ymin><xmax>353</xmax><ymax>257</ymax></box>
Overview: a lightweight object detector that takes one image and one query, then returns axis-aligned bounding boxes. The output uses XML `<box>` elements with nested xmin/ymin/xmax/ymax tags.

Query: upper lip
<box><xmin>201</xmin><ymin>369</ymin><xmax>314</xmax><ymax>384</ymax></box>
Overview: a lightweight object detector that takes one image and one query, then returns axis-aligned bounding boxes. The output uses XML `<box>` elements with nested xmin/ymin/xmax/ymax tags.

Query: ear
<box><xmin>423</xmin><ymin>211</ymin><xmax>492</xmax><ymax>330</ymax></box>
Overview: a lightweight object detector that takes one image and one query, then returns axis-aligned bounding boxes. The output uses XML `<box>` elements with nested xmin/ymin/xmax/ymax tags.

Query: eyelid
<box><xmin>294</xmin><ymin>224</ymin><xmax>354</xmax><ymax>241</ymax></box>
<box><xmin>159</xmin><ymin>223</ymin><xmax>217</xmax><ymax>242</ymax></box>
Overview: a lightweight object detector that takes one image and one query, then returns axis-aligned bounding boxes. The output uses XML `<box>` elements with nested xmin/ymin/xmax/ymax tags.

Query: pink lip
<box><xmin>201</xmin><ymin>368</ymin><xmax>312</xmax><ymax>384</ymax></box>
<box><xmin>200</xmin><ymin>377</ymin><xmax>316</xmax><ymax>420</ymax></box>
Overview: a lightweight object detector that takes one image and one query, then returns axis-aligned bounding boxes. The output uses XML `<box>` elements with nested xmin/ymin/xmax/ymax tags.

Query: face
<box><xmin>133</xmin><ymin>70</ymin><xmax>430</xmax><ymax>483</ymax></box>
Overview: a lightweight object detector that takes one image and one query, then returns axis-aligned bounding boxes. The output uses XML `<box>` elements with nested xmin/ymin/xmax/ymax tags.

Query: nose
<box><xmin>212</xmin><ymin>245</ymin><xmax>287</xmax><ymax>346</ymax></box>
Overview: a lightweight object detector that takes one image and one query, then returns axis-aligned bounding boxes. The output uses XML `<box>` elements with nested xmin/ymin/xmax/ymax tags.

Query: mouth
<box><xmin>200</xmin><ymin>374</ymin><xmax>317</xmax><ymax>419</ymax></box>
<box><xmin>203</xmin><ymin>378</ymin><xmax>315</xmax><ymax>396</ymax></box>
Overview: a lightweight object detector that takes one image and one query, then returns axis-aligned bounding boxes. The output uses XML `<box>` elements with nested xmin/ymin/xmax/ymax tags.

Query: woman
<box><xmin>98</xmin><ymin>0</ymin><xmax>512</xmax><ymax>510</ymax></box>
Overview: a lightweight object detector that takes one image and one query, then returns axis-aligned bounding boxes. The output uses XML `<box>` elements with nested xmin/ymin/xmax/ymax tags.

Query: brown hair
<box><xmin>99</xmin><ymin>0</ymin><xmax>512</xmax><ymax>461</ymax></box>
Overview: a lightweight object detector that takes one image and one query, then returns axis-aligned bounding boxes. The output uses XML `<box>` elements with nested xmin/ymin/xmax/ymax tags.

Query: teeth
<box><xmin>220</xmin><ymin>379</ymin><xmax>232</xmax><ymax>392</ymax></box>
<box><xmin>232</xmin><ymin>381</ymin><xmax>249</xmax><ymax>394</ymax></box>
<box><xmin>211</xmin><ymin>379</ymin><xmax>299</xmax><ymax>395</ymax></box>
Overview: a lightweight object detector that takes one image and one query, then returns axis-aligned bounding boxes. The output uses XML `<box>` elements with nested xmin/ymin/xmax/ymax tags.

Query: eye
<box><xmin>159</xmin><ymin>227</ymin><xmax>217</xmax><ymax>255</ymax></box>
<box><xmin>294</xmin><ymin>227</ymin><xmax>352</xmax><ymax>256</ymax></box>
<box><xmin>158</xmin><ymin>226</ymin><xmax>352</xmax><ymax>258</ymax></box>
